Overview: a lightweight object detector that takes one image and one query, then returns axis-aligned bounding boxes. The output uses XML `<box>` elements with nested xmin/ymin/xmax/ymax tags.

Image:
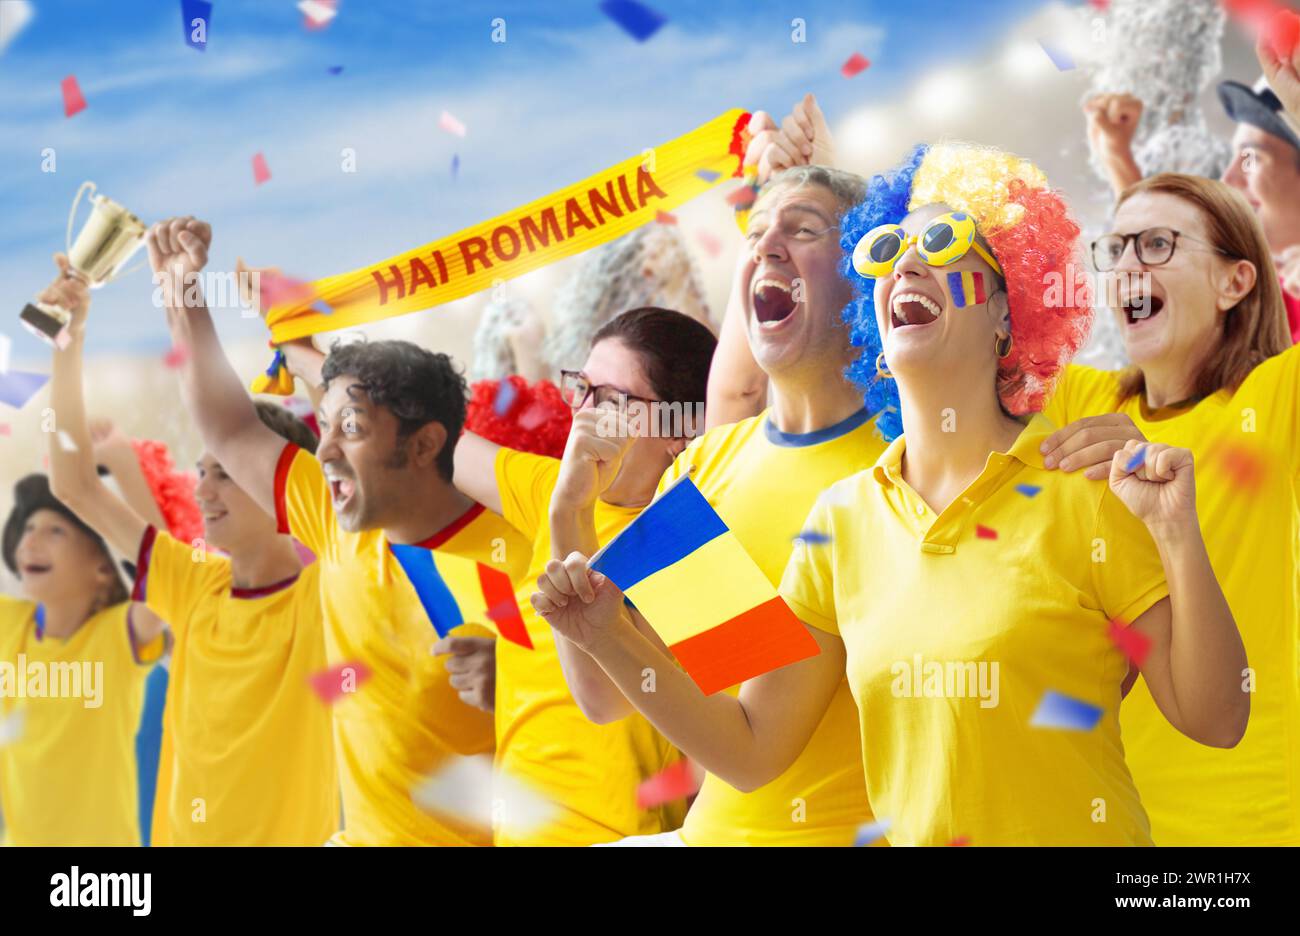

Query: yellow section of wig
<box><xmin>908</xmin><ymin>142</ymin><xmax>1049</xmax><ymax>234</ymax></box>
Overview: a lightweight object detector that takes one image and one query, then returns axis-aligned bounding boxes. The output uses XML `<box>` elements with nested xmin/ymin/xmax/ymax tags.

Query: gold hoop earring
<box><xmin>875</xmin><ymin>351</ymin><xmax>894</xmax><ymax>379</ymax></box>
<box><xmin>995</xmin><ymin>334</ymin><xmax>1013</xmax><ymax>359</ymax></box>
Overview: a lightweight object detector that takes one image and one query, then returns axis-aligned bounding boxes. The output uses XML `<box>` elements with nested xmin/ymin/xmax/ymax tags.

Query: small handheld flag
<box><xmin>591</xmin><ymin>476</ymin><xmax>819</xmax><ymax>694</ymax></box>
<box><xmin>390</xmin><ymin>544</ymin><xmax>532</xmax><ymax>649</ymax></box>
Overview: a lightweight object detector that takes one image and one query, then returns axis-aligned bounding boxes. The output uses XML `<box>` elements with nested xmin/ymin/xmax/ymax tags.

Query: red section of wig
<box><xmin>465</xmin><ymin>376</ymin><xmax>573</xmax><ymax>459</ymax></box>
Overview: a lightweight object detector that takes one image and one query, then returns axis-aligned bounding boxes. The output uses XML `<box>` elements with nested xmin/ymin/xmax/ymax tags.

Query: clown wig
<box><xmin>841</xmin><ymin>143</ymin><xmax>1093</xmax><ymax>441</ymax></box>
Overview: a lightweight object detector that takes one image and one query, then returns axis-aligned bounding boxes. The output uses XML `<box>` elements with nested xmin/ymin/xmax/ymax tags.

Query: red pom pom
<box><xmin>130</xmin><ymin>439</ymin><xmax>205</xmax><ymax>546</ymax></box>
<box><xmin>465</xmin><ymin>377</ymin><xmax>572</xmax><ymax>459</ymax></box>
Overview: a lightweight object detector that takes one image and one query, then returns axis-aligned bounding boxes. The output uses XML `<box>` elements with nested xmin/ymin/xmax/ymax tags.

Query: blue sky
<box><xmin>0</xmin><ymin>0</ymin><xmax>1053</xmax><ymax>358</ymax></box>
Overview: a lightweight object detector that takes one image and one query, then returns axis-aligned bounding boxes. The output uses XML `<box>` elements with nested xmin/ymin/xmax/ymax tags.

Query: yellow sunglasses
<box><xmin>852</xmin><ymin>211</ymin><xmax>1003</xmax><ymax>278</ymax></box>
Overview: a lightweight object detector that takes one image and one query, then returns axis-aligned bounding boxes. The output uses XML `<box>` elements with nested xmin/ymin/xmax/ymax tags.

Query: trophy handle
<box><xmin>66</xmin><ymin>181</ymin><xmax>96</xmax><ymax>257</ymax></box>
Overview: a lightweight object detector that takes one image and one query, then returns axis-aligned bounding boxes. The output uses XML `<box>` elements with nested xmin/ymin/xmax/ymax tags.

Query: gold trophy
<box><xmin>20</xmin><ymin>181</ymin><xmax>148</xmax><ymax>348</ymax></box>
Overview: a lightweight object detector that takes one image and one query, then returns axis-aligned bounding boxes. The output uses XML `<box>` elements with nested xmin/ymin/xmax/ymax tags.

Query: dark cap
<box><xmin>1218</xmin><ymin>75</ymin><xmax>1300</xmax><ymax>153</ymax></box>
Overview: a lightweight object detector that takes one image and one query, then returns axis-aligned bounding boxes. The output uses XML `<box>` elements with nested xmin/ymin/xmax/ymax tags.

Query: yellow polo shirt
<box><xmin>274</xmin><ymin>443</ymin><xmax>530</xmax><ymax>845</ymax></box>
<box><xmin>1045</xmin><ymin>350</ymin><xmax>1300</xmax><ymax>844</ymax></box>
<box><xmin>781</xmin><ymin>415</ymin><xmax>1169</xmax><ymax>846</ymax></box>
<box><xmin>0</xmin><ymin>597</ymin><xmax>158</xmax><ymax>845</ymax></box>
<box><xmin>492</xmin><ymin>448</ymin><xmax>685</xmax><ymax>845</ymax></box>
<box><xmin>661</xmin><ymin>407</ymin><xmax>881</xmax><ymax>846</ymax></box>
<box><xmin>132</xmin><ymin>527</ymin><xmax>337</xmax><ymax>845</ymax></box>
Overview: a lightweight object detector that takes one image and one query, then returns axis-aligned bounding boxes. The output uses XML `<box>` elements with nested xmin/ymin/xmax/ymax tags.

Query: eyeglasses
<box><xmin>559</xmin><ymin>370</ymin><xmax>656</xmax><ymax>411</ymax></box>
<box><xmin>1090</xmin><ymin>227</ymin><xmax>1232</xmax><ymax>272</ymax></box>
<box><xmin>852</xmin><ymin>211</ymin><xmax>1004</xmax><ymax>279</ymax></box>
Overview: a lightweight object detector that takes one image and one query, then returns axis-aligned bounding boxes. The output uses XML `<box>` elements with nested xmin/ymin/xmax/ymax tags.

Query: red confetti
<box><xmin>654</xmin><ymin>210</ymin><xmax>677</xmax><ymax>225</ymax></box>
<box><xmin>975</xmin><ymin>525</ymin><xmax>997</xmax><ymax>539</ymax></box>
<box><xmin>949</xmin><ymin>836</ymin><xmax>971</xmax><ymax>846</ymax></box>
<box><xmin>1107</xmin><ymin>618</ymin><xmax>1151</xmax><ymax>669</ymax></box>
<box><xmin>252</xmin><ymin>152</ymin><xmax>271</xmax><ymax>186</ymax></box>
<box><xmin>301</xmin><ymin>0</ymin><xmax>337</xmax><ymax>30</ymax></box>
<box><xmin>725</xmin><ymin>186</ymin><xmax>757</xmax><ymax>209</ymax></box>
<box><xmin>308</xmin><ymin>660</ymin><xmax>372</xmax><ymax>704</ymax></box>
<box><xmin>516</xmin><ymin>402</ymin><xmax>550</xmax><ymax>431</ymax></box>
<box><xmin>1268</xmin><ymin>9</ymin><xmax>1300</xmax><ymax>60</ymax></box>
<box><xmin>1088</xmin><ymin>0</ymin><xmax>1110</xmax><ymax>10</ymax></box>
<box><xmin>636</xmin><ymin>759</ymin><xmax>701</xmax><ymax>809</ymax></box>
<box><xmin>259</xmin><ymin>271</ymin><xmax>314</xmax><ymax>308</ymax></box>
<box><xmin>840</xmin><ymin>52</ymin><xmax>871</xmax><ymax>78</ymax></box>
<box><xmin>162</xmin><ymin>343</ymin><xmax>189</xmax><ymax>369</ymax></box>
<box><xmin>61</xmin><ymin>75</ymin><xmax>86</xmax><ymax>118</ymax></box>
<box><xmin>0</xmin><ymin>424</ymin><xmax>10</xmax><ymax>437</ymax></box>
<box><xmin>696</xmin><ymin>231</ymin><xmax>722</xmax><ymax>257</ymax></box>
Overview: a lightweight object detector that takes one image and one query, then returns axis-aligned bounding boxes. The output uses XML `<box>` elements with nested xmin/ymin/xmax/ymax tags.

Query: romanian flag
<box><xmin>389</xmin><ymin>545</ymin><xmax>532</xmax><ymax>649</ymax></box>
<box><xmin>946</xmin><ymin>270</ymin><xmax>987</xmax><ymax>309</ymax></box>
<box><xmin>590</xmin><ymin>476</ymin><xmax>819</xmax><ymax>695</ymax></box>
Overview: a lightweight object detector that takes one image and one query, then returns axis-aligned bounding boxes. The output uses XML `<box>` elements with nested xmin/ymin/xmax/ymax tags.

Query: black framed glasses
<box><xmin>1090</xmin><ymin>227</ymin><xmax>1231</xmax><ymax>272</ymax></box>
<box><xmin>559</xmin><ymin>370</ymin><xmax>656</xmax><ymax>410</ymax></box>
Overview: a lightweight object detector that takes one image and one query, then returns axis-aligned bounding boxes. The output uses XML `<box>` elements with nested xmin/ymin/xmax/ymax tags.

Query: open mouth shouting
<box><xmin>20</xmin><ymin>561</ymin><xmax>52</xmax><ymax>581</ymax></box>
<box><xmin>1121</xmin><ymin>292</ymin><xmax>1164</xmax><ymax>327</ymax></box>
<box><xmin>326</xmin><ymin>472</ymin><xmax>357</xmax><ymax>511</ymax></box>
<box><xmin>752</xmin><ymin>276</ymin><xmax>797</xmax><ymax>328</ymax></box>
<box><xmin>890</xmin><ymin>290</ymin><xmax>943</xmax><ymax>329</ymax></box>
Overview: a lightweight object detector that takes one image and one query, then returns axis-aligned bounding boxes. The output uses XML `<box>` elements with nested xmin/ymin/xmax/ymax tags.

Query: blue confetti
<box><xmin>0</xmin><ymin>369</ymin><xmax>49</xmax><ymax>409</ymax></box>
<box><xmin>1037</xmin><ymin>40</ymin><xmax>1075</xmax><ymax>72</ymax></box>
<box><xmin>1124</xmin><ymin>446</ymin><xmax>1146</xmax><ymax>473</ymax></box>
<box><xmin>1030</xmin><ymin>690</ymin><xmax>1103</xmax><ymax>731</ymax></box>
<box><xmin>794</xmin><ymin>530</ymin><xmax>831</xmax><ymax>545</ymax></box>
<box><xmin>327</xmin><ymin>65</ymin><xmax>344</xmax><ymax>75</ymax></box>
<box><xmin>854</xmin><ymin>819</ymin><xmax>891</xmax><ymax>846</ymax></box>
<box><xmin>599</xmin><ymin>0</ymin><xmax>666</xmax><ymax>43</ymax></box>
<box><xmin>1015</xmin><ymin>483</ymin><xmax>1041</xmax><ymax>498</ymax></box>
<box><xmin>34</xmin><ymin>604</ymin><xmax>45</xmax><ymax>640</ymax></box>
<box><xmin>181</xmin><ymin>0</ymin><xmax>212</xmax><ymax>52</ymax></box>
<box><xmin>494</xmin><ymin>380</ymin><xmax>517</xmax><ymax>417</ymax></box>
<box><xmin>695</xmin><ymin>169</ymin><xmax>721</xmax><ymax>184</ymax></box>
<box><xmin>451</xmin><ymin>153</ymin><xmax>460</xmax><ymax>180</ymax></box>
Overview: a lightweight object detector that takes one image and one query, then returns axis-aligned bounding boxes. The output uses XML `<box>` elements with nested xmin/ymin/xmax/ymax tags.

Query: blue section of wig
<box><xmin>839</xmin><ymin>143</ymin><xmax>927</xmax><ymax>442</ymax></box>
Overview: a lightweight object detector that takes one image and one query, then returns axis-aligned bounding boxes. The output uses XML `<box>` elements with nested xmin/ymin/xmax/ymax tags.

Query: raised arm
<box><xmin>150</xmin><ymin>217</ymin><xmax>285</xmax><ymax>518</ymax></box>
<box><xmin>532</xmin><ymin>554</ymin><xmax>844</xmax><ymax>792</ymax></box>
<box><xmin>1083</xmin><ymin>93</ymin><xmax>1144</xmax><ymax>198</ymax></box>
<box><xmin>705</xmin><ymin>248</ymin><xmax>767</xmax><ymax>430</ymax></box>
<box><xmin>1110</xmin><ymin>441</ymin><xmax>1249</xmax><ymax>748</ymax></box>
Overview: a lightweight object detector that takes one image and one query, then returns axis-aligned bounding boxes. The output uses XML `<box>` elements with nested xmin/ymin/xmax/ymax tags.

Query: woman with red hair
<box><xmin>530</xmin><ymin>143</ymin><xmax>1248</xmax><ymax>846</ymax></box>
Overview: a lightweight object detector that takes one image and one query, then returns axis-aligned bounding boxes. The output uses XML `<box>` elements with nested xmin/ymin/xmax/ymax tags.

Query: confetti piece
<box><xmin>599</xmin><ymin>0</ymin><xmax>666</xmax><ymax>43</ymax></box>
<box><xmin>696</xmin><ymin>231</ymin><xmax>722</xmax><ymax>257</ymax></box>
<box><xmin>1124</xmin><ymin>446</ymin><xmax>1146</xmax><ymax>473</ymax></box>
<box><xmin>308</xmin><ymin>660</ymin><xmax>372</xmax><ymax>704</ymax></box>
<box><xmin>654</xmin><ymin>210</ymin><xmax>677</xmax><ymax>225</ymax></box>
<box><xmin>451</xmin><ymin>153</ymin><xmax>460</xmax><ymax>180</ymax></box>
<box><xmin>0</xmin><ymin>369</ymin><xmax>49</xmax><ymax>409</ymax></box>
<box><xmin>298</xmin><ymin>0</ymin><xmax>337</xmax><ymax>27</ymax></box>
<box><xmin>252</xmin><ymin>152</ymin><xmax>271</xmax><ymax>186</ymax></box>
<box><xmin>0</xmin><ymin>424</ymin><xmax>10</xmax><ymax>437</ymax></box>
<box><xmin>61</xmin><ymin>75</ymin><xmax>86</xmax><ymax>118</ymax></box>
<box><xmin>1107</xmin><ymin>618</ymin><xmax>1151</xmax><ymax>669</ymax></box>
<box><xmin>412</xmin><ymin>754</ymin><xmax>556</xmax><ymax>835</ymax></box>
<box><xmin>695</xmin><ymin>169</ymin><xmax>721</xmax><ymax>184</ymax></box>
<box><xmin>439</xmin><ymin>110</ymin><xmax>467</xmax><ymax>138</ymax></box>
<box><xmin>1088</xmin><ymin>0</ymin><xmax>1110</xmax><ymax>11</ymax></box>
<box><xmin>0</xmin><ymin>0</ymin><xmax>35</xmax><ymax>57</ymax></box>
<box><xmin>327</xmin><ymin>65</ymin><xmax>344</xmax><ymax>75</ymax></box>
<box><xmin>291</xmin><ymin>538</ymin><xmax>315</xmax><ymax>565</ymax></box>
<box><xmin>1037</xmin><ymin>40</ymin><xmax>1076</xmax><ymax>71</ymax></box>
<box><xmin>1268</xmin><ymin>9</ymin><xmax>1300</xmax><ymax>61</ymax></box>
<box><xmin>794</xmin><ymin>530</ymin><xmax>831</xmax><ymax>545</ymax></box>
<box><xmin>0</xmin><ymin>332</ymin><xmax>10</xmax><ymax>373</ymax></box>
<box><xmin>162</xmin><ymin>343</ymin><xmax>189</xmax><ymax>368</ymax></box>
<box><xmin>0</xmin><ymin>709</ymin><xmax>24</xmax><ymax>748</ymax></box>
<box><xmin>853</xmin><ymin>818</ymin><xmax>891</xmax><ymax>846</ymax></box>
<box><xmin>725</xmin><ymin>186</ymin><xmax>757</xmax><ymax>209</ymax></box>
<box><xmin>181</xmin><ymin>0</ymin><xmax>211</xmax><ymax>52</ymax></box>
<box><xmin>493</xmin><ymin>379</ymin><xmax>518</xmax><ymax>417</ymax></box>
<box><xmin>636</xmin><ymin>759</ymin><xmax>701</xmax><ymax>808</ymax></box>
<box><xmin>1030</xmin><ymin>690</ymin><xmax>1103</xmax><ymax>731</ymax></box>
<box><xmin>259</xmin><ymin>272</ymin><xmax>314</xmax><ymax>309</ymax></box>
<box><xmin>949</xmin><ymin>836</ymin><xmax>971</xmax><ymax>846</ymax></box>
<box><xmin>975</xmin><ymin>524</ymin><xmax>997</xmax><ymax>539</ymax></box>
<box><xmin>841</xmin><ymin>52</ymin><xmax>871</xmax><ymax>78</ymax></box>
<box><xmin>56</xmin><ymin>430</ymin><xmax>77</xmax><ymax>453</ymax></box>
<box><xmin>1015</xmin><ymin>483</ymin><xmax>1041</xmax><ymax>498</ymax></box>
<box><xmin>517</xmin><ymin>402</ymin><xmax>549</xmax><ymax>431</ymax></box>
<box><xmin>1215</xmin><ymin>442</ymin><xmax>1267</xmax><ymax>493</ymax></box>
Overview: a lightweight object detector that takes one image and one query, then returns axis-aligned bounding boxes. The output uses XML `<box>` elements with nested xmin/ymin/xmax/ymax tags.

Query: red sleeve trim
<box><xmin>273</xmin><ymin>443</ymin><xmax>301</xmax><ymax>536</ymax></box>
<box><xmin>412</xmin><ymin>502</ymin><xmax>485</xmax><ymax>550</ymax></box>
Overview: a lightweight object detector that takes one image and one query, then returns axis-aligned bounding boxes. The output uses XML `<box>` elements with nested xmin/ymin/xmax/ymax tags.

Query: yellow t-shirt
<box><xmin>660</xmin><ymin>407</ymin><xmax>881</xmax><ymax>846</ymax></box>
<box><xmin>1044</xmin><ymin>351</ymin><xmax>1300</xmax><ymax>845</ymax></box>
<box><xmin>132</xmin><ymin>526</ymin><xmax>337</xmax><ymax>845</ymax></box>
<box><xmin>780</xmin><ymin>414</ymin><xmax>1169</xmax><ymax>846</ymax></box>
<box><xmin>274</xmin><ymin>443</ymin><xmax>530</xmax><ymax>845</ymax></box>
<box><xmin>0</xmin><ymin>597</ymin><xmax>157</xmax><ymax>845</ymax></box>
<box><xmin>492</xmin><ymin>448</ymin><xmax>685</xmax><ymax>845</ymax></box>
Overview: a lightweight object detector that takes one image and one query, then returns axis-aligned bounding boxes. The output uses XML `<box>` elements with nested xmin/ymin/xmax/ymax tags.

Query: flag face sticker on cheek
<box><xmin>946</xmin><ymin>271</ymin><xmax>986</xmax><ymax>309</ymax></box>
<box><xmin>389</xmin><ymin>544</ymin><xmax>532</xmax><ymax>649</ymax></box>
<box><xmin>590</xmin><ymin>476</ymin><xmax>820</xmax><ymax>695</ymax></box>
